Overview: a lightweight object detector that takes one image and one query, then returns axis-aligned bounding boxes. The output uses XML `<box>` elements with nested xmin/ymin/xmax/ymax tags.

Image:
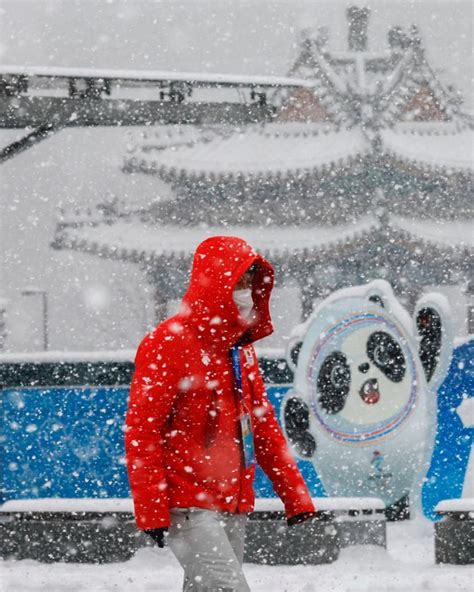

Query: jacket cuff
<box><xmin>284</xmin><ymin>491</ymin><xmax>316</xmax><ymax>519</ymax></box>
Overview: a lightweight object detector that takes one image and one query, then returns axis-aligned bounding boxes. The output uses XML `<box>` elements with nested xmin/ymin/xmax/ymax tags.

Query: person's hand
<box><xmin>287</xmin><ymin>512</ymin><xmax>317</xmax><ymax>527</ymax></box>
<box><xmin>144</xmin><ymin>527</ymin><xmax>168</xmax><ymax>547</ymax></box>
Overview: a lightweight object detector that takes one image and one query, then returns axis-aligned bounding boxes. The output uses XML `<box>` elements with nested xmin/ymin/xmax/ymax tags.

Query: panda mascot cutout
<box><xmin>281</xmin><ymin>280</ymin><xmax>454</xmax><ymax>512</ymax></box>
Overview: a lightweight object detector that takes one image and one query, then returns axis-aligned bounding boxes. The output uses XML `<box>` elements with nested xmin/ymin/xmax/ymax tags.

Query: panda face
<box><xmin>315</xmin><ymin>326</ymin><xmax>411</xmax><ymax>426</ymax></box>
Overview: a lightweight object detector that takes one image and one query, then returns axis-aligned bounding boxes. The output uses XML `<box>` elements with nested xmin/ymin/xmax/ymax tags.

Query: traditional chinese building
<box><xmin>53</xmin><ymin>7</ymin><xmax>473</xmax><ymax>330</ymax></box>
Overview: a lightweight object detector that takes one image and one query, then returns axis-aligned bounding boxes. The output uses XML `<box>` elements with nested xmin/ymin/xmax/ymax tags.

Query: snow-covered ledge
<box><xmin>0</xmin><ymin>498</ymin><xmax>134</xmax><ymax>514</ymax></box>
<box><xmin>435</xmin><ymin>498</ymin><xmax>474</xmax><ymax>515</ymax></box>
<box><xmin>0</xmin><ymin>350</ymin><xmax>136</xmax><ymax>364</ymax></box>
<box><xmin>254</xmin><ymin>497</ymin><xmax>385</xmax><ymax>513</ymax></box>
<box><xmin>1</xmin><ymin>496</ymin><xmax>384</xmax><ymax>515</ymax></box>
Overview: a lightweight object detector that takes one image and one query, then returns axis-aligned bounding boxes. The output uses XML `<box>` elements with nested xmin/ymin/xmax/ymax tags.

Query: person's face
<box><xmin>235</xmin><ymin>269</ymin><xmax>255</xmax><ymax>290</ymax></box>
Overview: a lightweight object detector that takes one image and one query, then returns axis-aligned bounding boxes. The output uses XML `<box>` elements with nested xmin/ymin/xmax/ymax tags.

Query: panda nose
<box><xmin>358</xmin><ymin>362</ymin><xmax>370</xmax><ymax>374</ymax></box>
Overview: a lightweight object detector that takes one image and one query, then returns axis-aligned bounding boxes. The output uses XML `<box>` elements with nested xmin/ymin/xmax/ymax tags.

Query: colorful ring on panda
<box><xmin>307</xmin><ymin>313</ymin><xmax>418</xmax><ymax>445</ymax></box>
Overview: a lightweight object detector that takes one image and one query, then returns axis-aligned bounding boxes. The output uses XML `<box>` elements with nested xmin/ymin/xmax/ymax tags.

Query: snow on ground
<box><xmin>1</xmin><ymin>520</ymin><xmax>472</xmax><ymax>592</ymax></box>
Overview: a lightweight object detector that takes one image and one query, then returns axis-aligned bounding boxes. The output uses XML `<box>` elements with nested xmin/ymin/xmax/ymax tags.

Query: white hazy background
<box><xmin>0</xmin><ymin>0</ymin><xmax>472</xmax><ymax>352</ymax></box>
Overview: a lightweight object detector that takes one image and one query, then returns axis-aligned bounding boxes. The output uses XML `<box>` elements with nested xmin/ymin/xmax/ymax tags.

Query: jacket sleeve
<box><xmin>125</xmin><ymin>332</ymin><xmax>179</xmax><ymax>530</ymax></box>
<box><xmin>249</xmin><ymin>356</ymin><xmax>315</xmax><ymax>519</ymax></box>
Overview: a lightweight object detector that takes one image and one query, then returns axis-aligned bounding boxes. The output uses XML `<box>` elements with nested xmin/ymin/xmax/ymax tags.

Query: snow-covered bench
<box><xmin>0</xmin><ymin>498</ymin><xmax>144</xmax><ymax>563</ymax></box>
<box><xmin>0</xmin><ymin>496</ymin><xmax>385</xmax><ymax>564</ymax></box>
<box><xmin>244</xmin><ymin>497</ymin><xmax>385</xmax><ymax>565</ymax></box>
<box><xmin>317</xmin><ymin>497</ymin><xmax>386</xmax><ymax>549</ymax></box>
<box><xmin>434</xmin><ymin>499</ymin><xmax>474</xmax><ymax>565</ymax></box>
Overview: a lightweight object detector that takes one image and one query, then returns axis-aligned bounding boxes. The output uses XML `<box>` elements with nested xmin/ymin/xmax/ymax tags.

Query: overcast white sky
<box><xmin>0</xmin><ymin>0</ymin><xmax>472</xmax><ymax>105</ymax></box>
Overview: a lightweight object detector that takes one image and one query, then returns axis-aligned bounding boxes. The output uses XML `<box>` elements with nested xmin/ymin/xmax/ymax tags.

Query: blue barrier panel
<box><xmin>0</xmin><ymin>382</ymin><xmax>324</xmax><ymax>503</ymax></box>
<box><xmin>1</xmin><ymin>343</ymin><xmax>472</xmax><ymax>511</ymax></box>
<box><xmin>1</xmin><ymin>386</ymin><xmax>130</xmax><ymax>502</ymax></box>
<box><xmin>253</xmin><ymin>386</ymin><xmax>326</xmax><ymax>498</ymax></box>
<box><xmin>422</xmin><ymin>339</ymin><xmax>474</xmax><ymax>520</ymax></box>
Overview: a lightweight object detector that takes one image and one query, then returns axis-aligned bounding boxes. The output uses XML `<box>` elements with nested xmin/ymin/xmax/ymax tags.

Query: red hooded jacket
<box><xmin>125</xmin><ymin>236</ymin><xmax>315</xmax><ymax>530</ymax></box>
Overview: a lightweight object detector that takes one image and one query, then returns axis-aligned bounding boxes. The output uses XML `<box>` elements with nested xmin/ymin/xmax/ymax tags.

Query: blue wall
<box><xmin>1</xmin><ymin>341</ymin><xmax>472</xmax><ymax>514</ymax></box>
<box><xmin>422</xmin><ymin>339</ymin><xmax>474</xmax><ymax>519</ymax></box>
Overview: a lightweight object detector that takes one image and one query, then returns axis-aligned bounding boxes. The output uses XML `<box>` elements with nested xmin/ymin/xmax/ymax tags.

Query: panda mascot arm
<box><xmin>413</xmin><ymin>293</ymin><xmax>454</xmax><ymax>391</ymax></box>
<box><xmin>280</xmin><ymin>336</ymin><xmax>317</xmax><ymax>461</ymax></box>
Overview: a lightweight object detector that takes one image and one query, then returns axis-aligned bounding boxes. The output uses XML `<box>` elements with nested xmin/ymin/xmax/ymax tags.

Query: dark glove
<box><xmin>287</xmin><ymin>512</ymin><xmax>317</xmax><ymax>527</ymax></box>
<box><xmin>144</xmin><ymin>527</ymin><xmax>168</xmax><ymax>548</ymax></box>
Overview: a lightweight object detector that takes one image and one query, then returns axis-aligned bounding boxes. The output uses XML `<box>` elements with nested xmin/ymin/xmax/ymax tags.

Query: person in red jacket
<box><xmin>125</xmin><ymin>236</ymin><xmax>315</xmax><ymax>591</ymax></box>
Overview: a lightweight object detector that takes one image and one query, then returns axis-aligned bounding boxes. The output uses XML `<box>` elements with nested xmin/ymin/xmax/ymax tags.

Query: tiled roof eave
<box><xmin>52</xmin><ymin>218</ymin><xmax>472</xmax><ymax>270</ymax></box>
<box><xmin>122</xmin><ymin>151</ymin><xmax>369</xmax><ymax>183</ymax></box>
<box><xmin>382</xmin><ymin>149</ymin><xmax>474</xmax><ymax>176</ymax></box>
<box><xmin>387</xmin><ymin>220</ymin><xmax>474</xmax><ymax>256</ymax></box>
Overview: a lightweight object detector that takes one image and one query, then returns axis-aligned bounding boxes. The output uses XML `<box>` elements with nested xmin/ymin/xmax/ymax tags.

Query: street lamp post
<box><xmin>21</xmin><ymin>287</ymin><xmax>49</xmax><ymax>351</ymax></box>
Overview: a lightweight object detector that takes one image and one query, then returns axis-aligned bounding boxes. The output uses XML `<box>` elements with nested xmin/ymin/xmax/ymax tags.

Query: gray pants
<box><xmin>167</xmin><ymin>507</ymin><xmax>250</xmax><ymax>592</ymax></box>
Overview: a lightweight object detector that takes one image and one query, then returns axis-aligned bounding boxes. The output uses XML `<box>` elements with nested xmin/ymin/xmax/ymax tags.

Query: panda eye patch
<box><xmin>317</xmin><ymin>351</ymin><xmax>351</xmax><ymax>414</ymax></box>
<box><xmin>367</xmin><ymin>331</ymin><xmax>406</xmax><ymax>383</ymax></box>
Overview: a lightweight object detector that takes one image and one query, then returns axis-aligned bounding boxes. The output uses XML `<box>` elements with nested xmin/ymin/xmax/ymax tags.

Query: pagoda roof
<box><xmin>389</xmin><ymin>215</ymin><xmax>473</xmax><ymax>250</ymax></box>
<box><xmin>126</xmin><ymin>125</ymin><xmax>370</xmax><ymax>179</ymax></box>
<box><xmin>124</xmin><ymin>19</ymin><xmax>473</xmax><ymax>180</ymax></box>
<box><xmin>53</xmin><ymin>213</ymin><xmax>473</xmax><ymax>266</ymax></box>
<box><xmin>54</xmin><ymin>215</ymin><xmax>377</xmax><ymax>261</ymax></box>
<box><xmin>126</xmin><ymin>121</ymin><xmax>473</xmax><ymax>180</ymax></box>
<box><xmin>381</xmin><ymin>125</ymin><xmax>474</xmax><ymax>173</ymax></box>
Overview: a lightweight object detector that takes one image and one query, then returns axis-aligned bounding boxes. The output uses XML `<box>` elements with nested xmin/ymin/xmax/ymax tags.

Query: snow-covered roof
<box><xmin>127</xmin><ymin>123</ymin><xmax>474</xmax><ymax>179</ymax></box>
<box><xmin>127</xmin><ymin>126</ymin><xmax>370</xmax><ymax>179</ymax></box>
<box><xmin>135</xmin><ymin>126</ymin><xmax>220</xmax><ymax>153</ymax></box>
<box><xmin>123</xmin><ymin>22</ymin><xmax>473</xmax><ymax>179</ymax></box>
<box><xmin>391</xmin><ymin>216</ymin><xmax>474</xmax><ymax>249</ymax></box>
<box><xmin>54</xmin><ymin>213</ymin><xmax>473</xmax><ymax>267</ymax></box>
<box><xmin>381</xmin><ymin>127</ymin><xmax>474</xmax><ymax>172</ymax></box>
<box><xmin>0</xmin><ymin>64</ymin><xmax>314</xmax><ymax>89</ymax></box>
<box><xmin>57</xmin><ymin>216</ymin><xmax>378</xmax><ymax>260</ymax></box>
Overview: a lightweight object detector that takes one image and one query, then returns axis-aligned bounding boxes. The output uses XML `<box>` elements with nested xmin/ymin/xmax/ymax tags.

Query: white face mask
<box><xmin>233</xmin><ymin>288</ymin><xmax>254</xmax><ymax>319</ymax></box>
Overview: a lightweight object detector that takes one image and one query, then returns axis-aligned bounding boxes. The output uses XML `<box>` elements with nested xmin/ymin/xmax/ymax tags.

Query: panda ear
<box><xmin>286</xmin><ymin>337</ymin><xmax>303</xmax><ymax>372</ymax></box>
<box><xmin>281</xmin><ymin>393</ymin><xmax>316</xmax><ymax>460</ymax></box>
<box><xmin>413</xmin><ymin>294</ymin><xmax>454</xmax><ymax>387</ymax></box>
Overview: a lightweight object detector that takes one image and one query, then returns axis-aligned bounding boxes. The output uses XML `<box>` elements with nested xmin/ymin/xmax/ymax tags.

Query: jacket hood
<box><xmin>180</xmin><ymin>236</ymin><xmax>274</xmax><ymax>347</ymax></box>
